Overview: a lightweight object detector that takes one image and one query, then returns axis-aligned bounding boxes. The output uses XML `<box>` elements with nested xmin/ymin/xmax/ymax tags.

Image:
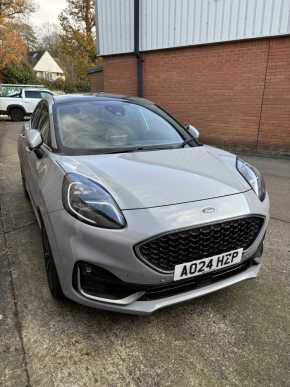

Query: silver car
<box><xmin>18</xmin><ymin>94</ymin><xmax>270</xmax><ymax>315</ymax></box>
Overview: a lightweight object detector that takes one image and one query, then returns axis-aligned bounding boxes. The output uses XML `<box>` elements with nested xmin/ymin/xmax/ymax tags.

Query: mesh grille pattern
<box><xmin>136</xmin><ymin>217</ymin><xmax>264</xmax><ymax>272</ymax></box>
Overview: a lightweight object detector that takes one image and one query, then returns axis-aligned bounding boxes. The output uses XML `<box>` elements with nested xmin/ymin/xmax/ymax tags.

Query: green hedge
<box><xmin>42</xmin><ymin>78</ymin><xmax>91</xmax><ymax>94</ymax></box>
<box><xmin>2</xmin><ymin>62</ymin><xmax>39</xmax><ymax>84</ymax></box>
<box><xmin>2</xmin><ymin>61</ymin><xmax>90</xmax><ymax>94</ymax></box>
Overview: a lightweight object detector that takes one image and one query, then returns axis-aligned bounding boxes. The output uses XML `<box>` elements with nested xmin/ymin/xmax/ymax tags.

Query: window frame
<box><xmin>40</xmin><ymin>91</ymin><xmax>53</xmax><ymax>99</ymax></box>
<box><xmin>39</xmin><ymin>105</ymin><xmax>52</xmax><ymax>149</ymax></box>
<box><xmin>31</xmin><ymin>102</ymin><xmax>43</xmax><ymax>129</ymax></box>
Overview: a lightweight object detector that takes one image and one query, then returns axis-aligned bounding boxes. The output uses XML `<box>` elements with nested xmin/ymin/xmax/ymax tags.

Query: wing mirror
<box><xmin>186</xmin><ymin>124</ymin><xmax>200</xmax><ymax>140</ymax></box>
<box><xmin>27</xmin><ymin>129</ymin><xmax>43</xmax><ymax>150</ymax></box>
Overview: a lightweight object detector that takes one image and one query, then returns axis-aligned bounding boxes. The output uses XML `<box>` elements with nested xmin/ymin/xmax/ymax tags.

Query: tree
<box><xmin>2</xmin><ymin>60</ymin><xmax>37</xmax><ymax>83</ymax></box>
<box><xmin>0</xmin><ymin>0</ymin><xmax>35</xmax><ymax>20</ymax></box>
<box><xmin>59</xmin><ymin>0</ymin><xmax>95</xmax><ymax>37</ymax></box>
<box><xmin>15</xmin><ymin>22</ymin><xmax>38</xmax><ymax>51</ymax></box>
<box><xmin>0</xmin><ymin>23</ymin><xmax>27</xmax><ymax>69</ymax></box>
<box><xmin>0</xmin><ymin>0</ymin><xmax>35</xmax><ymax>70</ymax></box>
<box><xmin>58</xmin><ymin>0</ymin><xmax>98</xmax><ymax>80</ymax></box>
<box><xmin>38</xmin><ymin>23</ymin><xmax>62</xmax><ymax>57</ymax></box>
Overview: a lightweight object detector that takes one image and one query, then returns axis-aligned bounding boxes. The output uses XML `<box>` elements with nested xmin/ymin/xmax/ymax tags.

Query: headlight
<box><xmin>236</xmin><ymin>158</ymin><xmax>266</xmax><ymax>201</ymax></box>
<box><xmin>62</xmin><ymin>173</ymin><xmax>126</xmax><ymax>229</ymax></box>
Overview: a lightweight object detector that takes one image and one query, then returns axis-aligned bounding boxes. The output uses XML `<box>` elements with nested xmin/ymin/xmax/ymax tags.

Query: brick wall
<box><xmin>104</xmin><ymin>55</ymin><xmax>136</xmax><ymax>95</ymax></box>
<box><xmin>259</xmin><ymin>38</ymin><xmax>290</xmax><ymax>153</ymax></box>
<box><xmin>88</xmin><ymin>71</ymin><xmax>104</xmax><ymax>92</ymax></box>
<box><xmin>103</xmin><ymin>37</ymin><xmax>290</xmax><ymax>153</ymax></box>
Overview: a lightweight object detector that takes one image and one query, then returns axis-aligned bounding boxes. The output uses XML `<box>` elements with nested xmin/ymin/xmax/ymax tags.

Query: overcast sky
<box><xmin>30</xmin><ymin>0</ymin><xmax>67</xmax><ymax>28</ymax></box>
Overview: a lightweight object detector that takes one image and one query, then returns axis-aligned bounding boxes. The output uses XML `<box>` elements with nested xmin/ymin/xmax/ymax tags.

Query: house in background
<box><xmin>28</xmin><ymin>51</ymin><xmax>65</xmax><ymax>81</ymax></box>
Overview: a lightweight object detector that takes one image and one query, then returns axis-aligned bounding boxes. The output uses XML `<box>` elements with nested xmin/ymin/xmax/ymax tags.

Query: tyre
<box><xmin>10</xmin><ymin>108</ymin><xmax>25</xmax><ymax>122</ymax></box>
<box><xmin>41</xmin><ymin>224</ymin><xmax>66</xmax><ymax>301</ymax></box>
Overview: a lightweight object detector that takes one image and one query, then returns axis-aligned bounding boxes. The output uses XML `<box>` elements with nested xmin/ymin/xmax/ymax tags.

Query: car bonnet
<box><xmin>55</xmin><ymin>146</ymin><xmax>250</xmax><ymax>210</ymax></box>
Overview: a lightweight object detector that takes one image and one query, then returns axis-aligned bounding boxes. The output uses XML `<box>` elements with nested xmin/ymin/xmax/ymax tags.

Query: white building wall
<box><xmin>97</xmin><ymin>0</ymin><xmax>134</xmax><ymax>55</ymax></box>
<box><xmin>96</xmin><ymin>0</ymin><xmax>290</xmax><ymax>55</ymax></box>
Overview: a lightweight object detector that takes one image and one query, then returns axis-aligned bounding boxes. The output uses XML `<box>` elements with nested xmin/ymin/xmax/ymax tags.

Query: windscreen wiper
<box><xmin>106</xmin><ymin>146</ymin><xmax>173</xmax><ymax>154</ymax></box>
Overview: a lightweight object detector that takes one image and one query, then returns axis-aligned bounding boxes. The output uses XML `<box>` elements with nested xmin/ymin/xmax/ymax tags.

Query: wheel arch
<box><xmin>7</xmin><ymin>104</ymin><xmax>26</xmax><ymax>114</ymax></box>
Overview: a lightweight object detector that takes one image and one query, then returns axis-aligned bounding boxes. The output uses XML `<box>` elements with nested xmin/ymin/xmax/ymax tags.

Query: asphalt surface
<box><xmin>0</xmin><ymin>119</ymin><xmax>289</xmax><ymax>387</ymax></box>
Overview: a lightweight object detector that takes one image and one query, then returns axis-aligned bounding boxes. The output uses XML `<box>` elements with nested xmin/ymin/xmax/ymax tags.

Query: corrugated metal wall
<box><xmin>97</xmin><ymin>0</ymin><xmax>134</xmax><ymax>55</ymax></box>
<box><xmin>96</xmin><ymin>0</ymin><xmax>290</xmax><ymax>55</ymax></box>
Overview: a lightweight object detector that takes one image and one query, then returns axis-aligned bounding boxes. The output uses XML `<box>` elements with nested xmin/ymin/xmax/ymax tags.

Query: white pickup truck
<box><xmin>0</xmin><ymin>88</ymin><xmax>53</xmax><ymax>121</ymax></box>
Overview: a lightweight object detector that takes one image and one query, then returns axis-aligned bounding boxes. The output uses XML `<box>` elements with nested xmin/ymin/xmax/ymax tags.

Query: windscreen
<box><xmin>54</xmin><ymin>100</ymin><xmax>187</xmax><ymax>154</ymax></box>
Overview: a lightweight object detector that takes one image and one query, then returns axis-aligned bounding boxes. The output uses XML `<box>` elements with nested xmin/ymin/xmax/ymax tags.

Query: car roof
<box><xmin>24</xmin><ymin>88</ymin><xmax>51</xmax><ymax>91</ymax></box>
<box><xmin>51</xmin><ymin>93</ymin><xmax>155</xmax><ymax>108</ymax></box>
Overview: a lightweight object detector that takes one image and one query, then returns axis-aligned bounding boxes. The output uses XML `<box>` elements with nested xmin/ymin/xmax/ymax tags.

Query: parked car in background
<box><xmin>0</xmin><ymin>87</ymin><xmax>53</xmax><ymax>121</ymax></box>
<box><xmin>0</xmin><ymin>83</ymin><xmax>46</xmax><ymax>97</ymax></box>
<box><xmin>18</xmin><ymin>94</ymin><xmax>270</xmax><ymax>315</ymax></box>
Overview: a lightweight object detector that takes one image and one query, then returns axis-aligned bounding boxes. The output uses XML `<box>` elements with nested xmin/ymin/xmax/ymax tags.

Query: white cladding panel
<box><xmin>96</xmin><ymin>0</ymin><xmax>290</xmax><ymax>55</ymax></box>
<box><xmin>96</xmin><ymin>0</ymin><xmax>134</xmax><ymax>55</ymax></box>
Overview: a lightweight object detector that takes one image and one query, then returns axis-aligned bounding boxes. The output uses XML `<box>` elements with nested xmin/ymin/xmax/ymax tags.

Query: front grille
<box><xmin>135</xmin><ymin>216</ymin><xmax>264</xmax><ymax>272</ymax></box>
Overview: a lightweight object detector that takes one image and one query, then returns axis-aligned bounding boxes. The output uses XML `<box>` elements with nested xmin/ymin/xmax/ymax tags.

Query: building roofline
<box><xmin>98</xmin><ymin>33</ymin><xmax>290</xmax><ymax>57</ymax></box>
<box><xmin>87</xmin><ymin>65</ymin><xmax>104</xmax><ymax>74</ymax></box>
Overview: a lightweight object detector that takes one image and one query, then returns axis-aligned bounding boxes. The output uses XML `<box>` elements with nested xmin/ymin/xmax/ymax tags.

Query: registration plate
<box><xmin>174</xmin><ymin>248</ymin><xmax>243</xmax><ymax>281</ymax></box>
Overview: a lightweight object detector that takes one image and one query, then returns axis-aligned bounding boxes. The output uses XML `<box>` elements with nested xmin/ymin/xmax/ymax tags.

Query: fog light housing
<box><xmin>73</xmin><ymin>262</ymin><xmax>144</xmax><ymax>303</ymax></box>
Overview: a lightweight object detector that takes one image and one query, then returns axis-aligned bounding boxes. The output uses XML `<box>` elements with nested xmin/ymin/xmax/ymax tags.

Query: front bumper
<box><xmin>71</xmin><ymin>260</ymin><xmax>262</xmax><ymax>315</ymax></box>
<box><xmin>45</xmin><ymin>190</ymin><xmax>269</xmax><ymax>314</ymax></box>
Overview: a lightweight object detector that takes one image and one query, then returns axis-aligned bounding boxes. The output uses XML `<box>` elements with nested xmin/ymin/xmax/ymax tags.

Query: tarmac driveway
<box><xmin>0</xmin><ymin>119</ymin><xmax>289</xmax><ymax>387</ymax></box>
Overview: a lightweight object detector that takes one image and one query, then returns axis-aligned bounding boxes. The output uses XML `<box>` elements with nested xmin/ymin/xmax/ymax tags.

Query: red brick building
<box><xmin>95</xmin><ymin>0</ymin><xmax>290</xmax><ymax>154</ymax></box>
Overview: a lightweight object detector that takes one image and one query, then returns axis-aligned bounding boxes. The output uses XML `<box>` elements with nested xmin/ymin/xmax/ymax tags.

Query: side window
<box><xmin>25</xmin><ymin>90</ymin><xmax>42</xmax><ymax>99</ymax></box>
<box><xmin>31</xmin><ymin>103</ymin><xmax>42</xmax><ymax>129</ymax></box>
<box><xmin>41</xmin><ymin>91</ymin><xmax>52</xmax><ymax>98</ymax></box>
<box><xmin>38</xmin><ymin>106</ymin><xmax>52</xmax><ymax>148</ymax></box>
